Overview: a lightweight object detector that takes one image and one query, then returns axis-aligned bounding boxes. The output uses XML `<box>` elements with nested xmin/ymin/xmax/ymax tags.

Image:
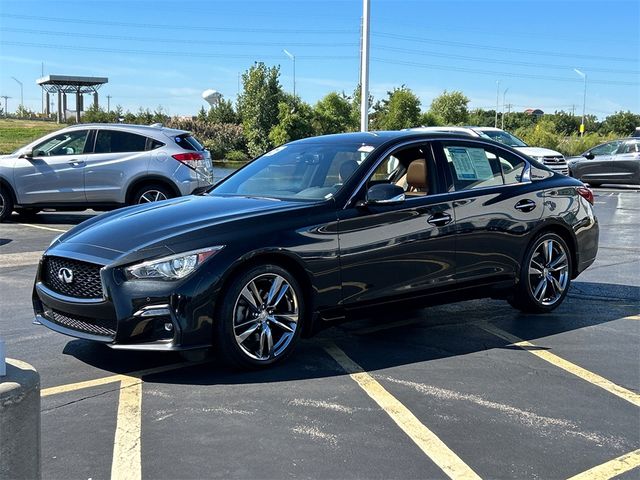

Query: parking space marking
<box><xmin>479</xmin><ymin>323</ymin><xmax>640</xmax><ymax>407</ymax></box>
<box><xmin>111</xmin><ymin>377</ymin><xmax>143</xmax><ymax>480</ymax></box>
<box><xmin>14</xmin><ymin>222</ymin><xmax>68</xmax><ymax>233</ymax></box>
<box><xmin>566</xmin><ymin>448</ymin><xmax>640</xmax><ymax>480</ymax></box>
<box><xmin>323</xmin><ymin>342</ymin><xmax>482</xmax><ymax>480</ymax></box>
<box><xmin>0</xmin><ymin>251</ymin><xmax>43</xmax><ymax>268</ymax></box>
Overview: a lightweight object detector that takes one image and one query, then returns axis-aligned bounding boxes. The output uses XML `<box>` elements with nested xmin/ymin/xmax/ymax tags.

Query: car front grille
<box><xmin>42</xmin><ymin>256</ymin><xmax>104</xmax><ymax>299</ymax></box>
<box><xmin>48</xmin><ymin>309</ymin><xmax>116</xmax><ymax>338</ymax></box>
<box><xmin>542</xmin><ymin>156</ymin><xmax>569</xmax><ymax>175</ymax></box>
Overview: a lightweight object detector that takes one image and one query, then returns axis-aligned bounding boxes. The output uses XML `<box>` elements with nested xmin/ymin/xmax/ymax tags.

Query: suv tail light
<box><xmin>172</xmin><ymin>152</ymin><xmax>204</xmax><ymax>170</ymax></box>
<box><xmin>577</xmin><ymin>186</ymin><xmax>594</xmax><ymax>205</ymax></box>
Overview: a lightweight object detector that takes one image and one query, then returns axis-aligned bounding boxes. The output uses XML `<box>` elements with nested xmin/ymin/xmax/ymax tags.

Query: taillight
<box><xmin>577</xmin><ymin>186</ymin><xmax>594</xmax><ymax>205</ymax></box>
<box><xmin>172</xmin><ymin>152</ymin><xmax>204</xmax><ymax>170</ymax></box>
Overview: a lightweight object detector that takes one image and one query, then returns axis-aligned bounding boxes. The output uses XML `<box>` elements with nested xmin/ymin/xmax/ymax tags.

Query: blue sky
<box><xmin>0</xmin><ymin>0</ymin><xmax>638</xmax><ymax>119</ymax></box>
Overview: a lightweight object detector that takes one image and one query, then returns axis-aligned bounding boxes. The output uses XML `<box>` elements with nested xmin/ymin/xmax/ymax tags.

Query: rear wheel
<box><xmin>131</xmin><ymin>184</ymin><xmax>174</xmax><ymax>205</ymax></box>
<box><xmin>215</xmin><ymin>264</ymin><xmax>305</xmax><ymax>369</ymax></box>
<box><xmin>510</xmin><ymin>232</ymin><xmax>571</xmax><ymax>313</ymax></box>
<box><xmin>0</xmin><ymin>187</ymin><xmax>14</xmax><ymax>222</ymax></box>
<box><xmin>15</xmin><ymin>208</ymin><xmax>41</xmax><ymax>220</ymax></box>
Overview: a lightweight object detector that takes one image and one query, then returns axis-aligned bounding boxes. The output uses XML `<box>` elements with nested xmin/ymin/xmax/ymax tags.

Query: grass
<box><xmin>0</xmin><ymin>119</ymin><xmax>65</xmax><ymax>154</ymax></box>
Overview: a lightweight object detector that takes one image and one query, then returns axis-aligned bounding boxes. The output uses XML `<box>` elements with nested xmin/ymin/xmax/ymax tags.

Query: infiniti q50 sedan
<box><xmin>33</xmin><ymin>131</ymin><xmax>599</xmax><ymax>368</ymax></box>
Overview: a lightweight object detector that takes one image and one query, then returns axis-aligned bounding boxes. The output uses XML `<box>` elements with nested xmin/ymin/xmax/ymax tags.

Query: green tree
<box><xmin>372</xmin><ymin>86</ymin><xmax>421</xmax><ymax>130</ymax></box>
<box><xmin>350</xmin><ymin>84</ymin><xmax>374</xmax><ymax>131</ymax></box>
<box><xmin>599</xmin><ymin>111</ymin><xmax>640</xmax><ymax>136</ymax></box>
<box><xmin>468</xmin><ymin>108</ymin><xmax>496</xmax><ymax>127</ymax></box>
<box><xmin>515</xmin><ymin>118</ymin><xmax>561</xmax><ymax>150</ymax></box>
<box><xmin>196</xmin><ymin>106</ymin><xmax>207</xmax><ymax>121</ymax></box>
<box><xmin>269</xmin><ymin>95</ymin><xmax>315</xmax><ymax>145</ymax></box>
<box><xmin>429</xmin><ymin>90</ymin><xmax>469</xmax><ymax>125</ymax></box>
<box><xmin>313</xmin><ymin>92</ymin><xmax>356</xmax><ymax>134</ymax></box>
<box><xmin>207</xmin><ymin>98</ymin><xmax>238</xmax><ymax>124</ymax></box>
<box><xmin>418</xmin><ymin>111</ymin><xmax>441</xmax><ymax>127</ymax></box>
<box><xmin>237</xmin><ymin>62</ymin><xmax>283</xmax><ymax>156</ymax></box>
<box><xmin>550</xmin><ymin>110</ymin><xmax>581</xmax><ymax>135</ymax></box>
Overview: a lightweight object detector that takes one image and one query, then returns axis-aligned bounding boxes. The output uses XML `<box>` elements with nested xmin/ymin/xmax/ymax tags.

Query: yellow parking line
<box><xmin>324</xmin><ymin>342</ymin><xmax>481</xmax><ymax>480</ymax></box>
<box><xmin>566</xmin><ymin>448</ymin><xmax>640</xmax><ymax>480</ymax></box>
<box><xmin>111</xmin><ymin>377</ymin><xmax>143</xmax><ymax>480</ymax></box>
<box><xmin>16</xmin><ymin>223</ymin><xmax>67</xmax><ymax>233</ymax></box>
<box><xmin>623</xmin><ymin>314</ymin><xmax>640</xmax><ymax>320</ymax></box>
<box><xmin>479</xmin><ymin>323</ymin><xmax>640</xmax><ymax>407</ymax></box>
<box><xmin>41</xmin><ymin>361</ymin><xmax>203</xmax><ymax>397</ymax></box>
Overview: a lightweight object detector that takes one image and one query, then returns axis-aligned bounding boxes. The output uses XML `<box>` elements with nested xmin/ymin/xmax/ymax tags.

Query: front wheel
<box><xmin>215</xmin><ymin>264</ymin><xmax>305</xmax><ymax>369</ymax></box>
<box><xmin>0</xmin><ymin>187</ymin><xmax>14</xmax><ymax>222</ymax></box>
<box><xmin>510</xmin><ymin>232</ymin><xmax>572</xmax><ymax>313</ymax></box>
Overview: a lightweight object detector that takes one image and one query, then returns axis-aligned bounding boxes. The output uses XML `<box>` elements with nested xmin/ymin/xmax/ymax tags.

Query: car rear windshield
<box><xmin>174</xmin><ymin>134</ymin><xmax>204</xmax><ymax>151</ymax></box>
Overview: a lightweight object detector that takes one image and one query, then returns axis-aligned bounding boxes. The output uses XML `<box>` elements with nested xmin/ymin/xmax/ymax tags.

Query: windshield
<box><xmin>477</xmin><ymin>130</ymin><xmax>528</xmax><ymax>148</ymax></box>
<box><xmin>210</xmin><ymin>142</ymin><xmax>372</xmax><ymax>201</ymax></box>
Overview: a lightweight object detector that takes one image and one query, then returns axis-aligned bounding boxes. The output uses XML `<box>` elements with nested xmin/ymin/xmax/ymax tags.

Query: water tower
<box><xmin>202</xmin><ymin>89</ymin><xmax>222</xmax><ymax>107</ymax></box>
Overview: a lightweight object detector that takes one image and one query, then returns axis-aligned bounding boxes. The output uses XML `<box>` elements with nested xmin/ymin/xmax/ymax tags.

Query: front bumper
<box><xmin>32</xmin><ymin>254</ymin><xmax>219</xmax><ymax>351</ymax></box>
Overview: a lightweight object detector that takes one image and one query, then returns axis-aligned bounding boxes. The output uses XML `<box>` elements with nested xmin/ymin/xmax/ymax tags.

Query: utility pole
<box><xmin>0</xmin><ymin>96</ymin><xmax>10</xmax><ymax>116</ymax></box>
<box><xmin>495</xmin><ymin>80</ymin><xmax>500</xmax><ymax>127</ymax></box>
<box><xmin>501</xmin><ymin>88</ymin><xmax>509</xmax><ymax>130</ymax></box>
<box><xmin>574</xmin><ymin>68</ymin><xmax>587</xmax><ymax>136</ymax></box>
<box><xmin>106</xmin><ymin>95</ymin><xmax>112</xmax><ymax>112</ymax></box>
<box><xmin>360</xmin><ymin>0</ymin><xmax>371</xmax><ymax>132</ymax></box>
<box><xmin>283</xmin><ymin>49</ymin><xmax>296</xmax><ymax>98</ymax></box>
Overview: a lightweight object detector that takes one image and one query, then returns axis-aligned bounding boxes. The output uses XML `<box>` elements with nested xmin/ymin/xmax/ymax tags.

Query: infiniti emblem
<box><xmin>57</xmin><ymin>267</ymin><xmax>74</xmax><ymax>284</ymax></box>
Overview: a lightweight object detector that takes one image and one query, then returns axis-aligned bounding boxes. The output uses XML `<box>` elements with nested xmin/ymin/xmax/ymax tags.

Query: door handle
<box><xmin>67</xmin><ymin>159</ymin><xmax>85</xmax><ymax>167</ymax></box>
<box><xmin>514</xmin><ymin>199</ymin><xmax>537</xmax><ymax>212</ymax></box>
<box><xmin>427</xmin><ymin>212</ymin><xmax>452</xmax><ymax>227</ymax></box>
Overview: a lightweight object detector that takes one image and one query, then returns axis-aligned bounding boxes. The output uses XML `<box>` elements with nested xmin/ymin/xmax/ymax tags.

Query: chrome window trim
<box><xmin>343</xmin><ymin>137</ymin><xmax>533</xmax><ymax>209</ymax></box>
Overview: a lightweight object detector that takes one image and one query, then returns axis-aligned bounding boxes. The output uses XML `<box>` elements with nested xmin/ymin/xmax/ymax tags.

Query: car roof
<box><xmin>288</xmin><ymin>130</ymin><xmax>496</xmax><ymax>148</ymax></box>
<box><xmin>62</xmin><ymin>123</ymin><xmax>188</xmax><ymax>136</ymax></box>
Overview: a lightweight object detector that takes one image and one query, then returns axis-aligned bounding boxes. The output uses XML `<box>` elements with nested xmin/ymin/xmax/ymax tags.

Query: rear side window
<box><xmin>496</xmin><ymin>150</ymin><xmax>526</xmax><ymax>184</ymax></box>
<box><xmin>95</xmin><ymin>130</ymin><xmax>147</xmax><ymax>153</ymax></box>
<box><xmin>175</xmin><ymin>134</ymin><xmax>204</xmax><ymax>151</ymax></box>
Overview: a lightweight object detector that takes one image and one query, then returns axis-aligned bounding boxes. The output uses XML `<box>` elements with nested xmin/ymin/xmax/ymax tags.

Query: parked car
<box><xmin>567</xmin><ymin>138</ymin><xmax>640</xmax><ymax>186</ymax></box>
<box><xmin>410</xmin><ymin>126</ymin><xmax>569</xmax><ymax>175</ymax></box>
<box><xmin>630</xmin><ymin>127</ymin><xmax>640</xmax><ymax>138</ymax></box>
<box><xmin>33</xmin><ymin>131</ymin><xmax>598</xmax><ymax>368</ymax></box>
<box><xmin>0</xmin><ymin>123</ymin><xmax>213</xmax><ymax>222</ymax></box>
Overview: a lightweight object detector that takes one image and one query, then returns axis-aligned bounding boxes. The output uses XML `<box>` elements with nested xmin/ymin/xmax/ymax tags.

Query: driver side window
<box><xmin>33</xmin><ymin>130</ymin><xmax>89</xmax><ymax>157</ymax></box>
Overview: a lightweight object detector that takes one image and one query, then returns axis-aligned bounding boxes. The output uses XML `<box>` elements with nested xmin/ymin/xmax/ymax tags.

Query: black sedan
<box><xmin>33</xmin><ymin>131</ymin><xmax>599</xmax><ymax>368</ymax></box>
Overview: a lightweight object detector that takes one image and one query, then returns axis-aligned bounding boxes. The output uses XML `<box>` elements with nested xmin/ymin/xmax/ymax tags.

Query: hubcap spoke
<box><xmin>240</xmin><ymin>286</ymin><xmax>260</xmax><ymax>311</ymax></box>
<box><xmin>533</xmin><ymin>277</ymin><xmax>548</xmax><ymax>301</ymax></box>
<box><xmin>266</xmin><ymin>276</ymin><xmax>285</xmax><ymax>306</ymax></box>
<box><xmin>529</xmin><ymin>238</ymin><xmax>569</xmax><ymax>306</ymax></box>
<box><xmin>548</xmin><ymin>274</ymin><xmax>564</xmax><ymax>294</ymax></box>
<box><xmin>268</xmin><ymin>315</ymin><xmax>295</xmax><ymax>333</ymax></box>
<box><xmin>549</xmin><ymin>252</ymin><xmax>567</xmax><ymax>270</ymax></box>
<box><xmin>544</xmin><ymin>240</ymin><xmax>553</xmax><ymax>264</ymax></box>
<box><xmin>529</xmin><ymin>266</ymin><xmax>543</xmax><ymax>276</ymax></box>
<box><xmin>235</xmin><ymin>322</ymin><xmax>260</xmax><ymax>343</ymax></box>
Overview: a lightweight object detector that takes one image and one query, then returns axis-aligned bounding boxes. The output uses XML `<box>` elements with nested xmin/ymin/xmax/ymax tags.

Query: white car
<box><xmin>409</xmin><ymin>126</ymin><xmax>569</xmax><ymax>175</ymax></box>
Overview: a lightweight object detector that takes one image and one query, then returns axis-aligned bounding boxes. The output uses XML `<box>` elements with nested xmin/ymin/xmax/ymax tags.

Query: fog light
<box><xmin>164</xmin><ymin>322</ymin><xmax>174</xmax><ymax>332</ymax></box>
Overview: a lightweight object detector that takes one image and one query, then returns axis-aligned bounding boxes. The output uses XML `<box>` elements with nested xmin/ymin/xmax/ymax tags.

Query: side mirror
<box><xmin>19</xmin><ymin>148</ymin><xmax>34</xmax><ymax>159</ymax></box>
<box><xmin>366</xmin><ymin>183</ymin><xmax>405</xmax><ymax>205</ymax></box>
<box><xmin>583</xmin><ymin>152</ymin><xmax>595</xmax><ymax>160</ymax></box>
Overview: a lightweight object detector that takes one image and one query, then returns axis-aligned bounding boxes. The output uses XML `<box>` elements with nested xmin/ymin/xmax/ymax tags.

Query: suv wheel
<box><xmin>215</xmin><ymin>264</ymin><xmax>305</xmax><ymax>369</ymax></box>
<box><xmin>0</xmin><ymin>187</ymin><xmax>14</xmax><ymax>222</ymax></box>
<box><xmin>510</xmin><ymin>232</ymin><xmax>571</xmax><ymax>313</ymax></box>
<box><xmin>131</xmin><ymin>184</ymin><xmax>174</xmax><ymax>205</ymax></box>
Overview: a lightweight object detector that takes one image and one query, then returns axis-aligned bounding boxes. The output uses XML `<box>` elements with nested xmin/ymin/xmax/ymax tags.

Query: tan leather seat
<box><xmin>406</xmin><ymin>158</ymin><xmax>428</xmax><ymax>196</ymax></box>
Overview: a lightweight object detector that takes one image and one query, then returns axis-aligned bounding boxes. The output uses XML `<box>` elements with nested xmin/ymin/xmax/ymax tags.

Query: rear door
<box><xmin>12</xmin><ymin>129</ymin><xmax>89</xmax><ymax>204</ymax></box>
<box><xmin>433</xmin><ymin>140</ymin><xmax>544</xmax><ymax>285</ymax></box>
<box><xmin>338</xmin><ymin>142</ymin><xmax>457</xmax><ymax>306</ymax></box>
<box><xmin>610</xmin><ymin>140</ymin><xmax>640</xmax><ymax>183</ymax></box>
<box><xmin>84</xmin><ymin>129</ymin><xmax>150</xmax><ymax>203</ymax></box>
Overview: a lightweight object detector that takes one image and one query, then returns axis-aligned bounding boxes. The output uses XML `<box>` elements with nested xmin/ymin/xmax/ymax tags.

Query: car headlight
<box><xmin>125</xmin><ymin>246</ymin><xmax>224</xmax><ymax>280</ymax></box>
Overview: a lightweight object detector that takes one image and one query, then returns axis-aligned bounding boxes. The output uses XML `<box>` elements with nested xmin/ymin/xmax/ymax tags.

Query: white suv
<box><xmin>410</xmin><ymin>126</ymin><xmax>569</xmax><ymax>175</ymax></box>
<box><xmin>0</xmin><ymin>123</ymin><xmax>213</xmax><ymax>221</ymax></box>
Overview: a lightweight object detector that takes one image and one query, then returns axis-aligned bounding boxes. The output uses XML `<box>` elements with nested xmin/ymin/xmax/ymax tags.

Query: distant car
<box><xmin>0</xmin><ymin>123</ymin><xmax>213</xmax><ymax>222</ymax></box>
<box><xmin>410</xmin><ymin>126</ymin><xmax>569</xmax><ymax>175</ymax></box>
<box><xmin>567</xmin><ymin>138</ymin><xmax>640</xmax><ymax>186</ymax></box>
<box><xmin>631</xmin><ymin>127</ymin><xmax>640</xmax><ymax>138</ymax></box>
<box><xmin>32</xmin><ymin>131</ymin><xmax>598</xmax><ymax>368</ymax></box>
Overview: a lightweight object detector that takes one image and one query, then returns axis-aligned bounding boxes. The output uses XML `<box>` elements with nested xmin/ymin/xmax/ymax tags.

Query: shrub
<box><xmin>556</xmin><ymin>133</ymin><xmax>619</xmax><ymax>156</ymax></box>
<box><xmin>166</xmin><ymin>118</ymin><xmax>247</xmax><ymax>160</ymax></box>
<box><xmin>225</xmin><ymin>150</ymin><xmax>250</xmax><ymax>162</ymax></box>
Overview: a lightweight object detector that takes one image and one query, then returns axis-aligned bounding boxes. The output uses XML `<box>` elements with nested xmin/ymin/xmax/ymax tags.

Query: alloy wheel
<box><xmin>138</xmin><ymin>190</ymin><xmax>168</xmax><ymax>203</ymax></box>
<box><xmin>528</xmin><ymin>239</ymin><xmax>570</xmax><ymax>306</ymax></box>
<box><xmin>232</xmin><ymin>273</ymin><xmax>299</xmax><ymax>361</ymax></box>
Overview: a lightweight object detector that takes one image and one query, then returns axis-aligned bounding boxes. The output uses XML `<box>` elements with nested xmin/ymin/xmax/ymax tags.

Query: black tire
<box><xmin>0</xmin><ymin>187</ymin><xmax>14</xmax><ymax>222</ymax></box>
<box><xmin>509</xmin><ymin>232</ymin><xmax>572</xmax><ymax>313</ymax></box>
<box><xmin>130</xmin><ymin>184</ymin><xmax>174</xmax><ymax>205</ymax></box>
<box><xmin>215</xmin><ymin>264</ymin><xmax>305</xmax><ymax>369</ymax></box>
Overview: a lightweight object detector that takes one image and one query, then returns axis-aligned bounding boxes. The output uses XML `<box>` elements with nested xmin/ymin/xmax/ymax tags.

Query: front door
<box><xmin>13</xmin><ymin>129</ymin><xmax>89</xmax><ymax>204</ymax></box>
<box><xmin>338</xmin><ymin>143</ymin><xmax>456</xmax><ymax>306</ymax></box>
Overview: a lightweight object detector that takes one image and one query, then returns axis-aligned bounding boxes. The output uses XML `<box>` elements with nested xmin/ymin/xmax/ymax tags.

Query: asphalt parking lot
<box><xmin>1</xmin><ymin>186</ymin><xmax>639</xmax><ymax>480</ymax></box>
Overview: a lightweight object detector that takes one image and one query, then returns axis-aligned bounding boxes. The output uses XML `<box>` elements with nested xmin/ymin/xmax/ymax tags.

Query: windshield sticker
<box><xmin>358</xmin><ymin>145</ymin><xmax>375</xmax><ymax>153</ymax></box>
<box><xmin>263</xmin><ymin>146</ymin><xmax>286</xmax><ymax>157</ymax></box>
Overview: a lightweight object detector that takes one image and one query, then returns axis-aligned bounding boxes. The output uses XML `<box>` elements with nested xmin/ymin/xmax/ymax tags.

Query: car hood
<box><xmin>515</xmin><ymin>146</ymin><xmax>564</xmax><ymax>158</ymax></box>
<box><xmin>51</xmin><ymin>195</ymin><xmax>305</xmax><ymax>263</ymax></box>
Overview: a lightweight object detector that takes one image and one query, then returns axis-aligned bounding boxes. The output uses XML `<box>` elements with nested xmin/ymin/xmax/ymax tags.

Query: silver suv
<box><xmin>0</xmin><ymin>123</ymin><xmax>213</xmax><ymax>221</ymax></box>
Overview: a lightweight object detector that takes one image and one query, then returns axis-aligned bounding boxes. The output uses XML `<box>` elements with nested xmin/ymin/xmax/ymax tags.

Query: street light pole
<box><xmin>574</xmin><ymin>68</ymin><xmax>587</xmax><ymax>136</ymax></box>
<box><xmin>283</xmin><ymin>49</ymin><xmax>296</xmax><ymax>98</ymax></box>
<box><xmin>11</xmin><ymin>77</ymin><xmax>23</xmax><ymax>108</ymax></box>
<box><xmin>495</xmin><ymin>80</ymin><xmax>500</xmax><ymax>128</ymax></box>
<box><xmin>501</xmin><ymin>88</ymin><xmax>509</xmax><ymax>129</ymax></box>
<box><xmin>360</xmin><ymin>0</ymin><xmax>371</xmax><ymax>132</ymax></box>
